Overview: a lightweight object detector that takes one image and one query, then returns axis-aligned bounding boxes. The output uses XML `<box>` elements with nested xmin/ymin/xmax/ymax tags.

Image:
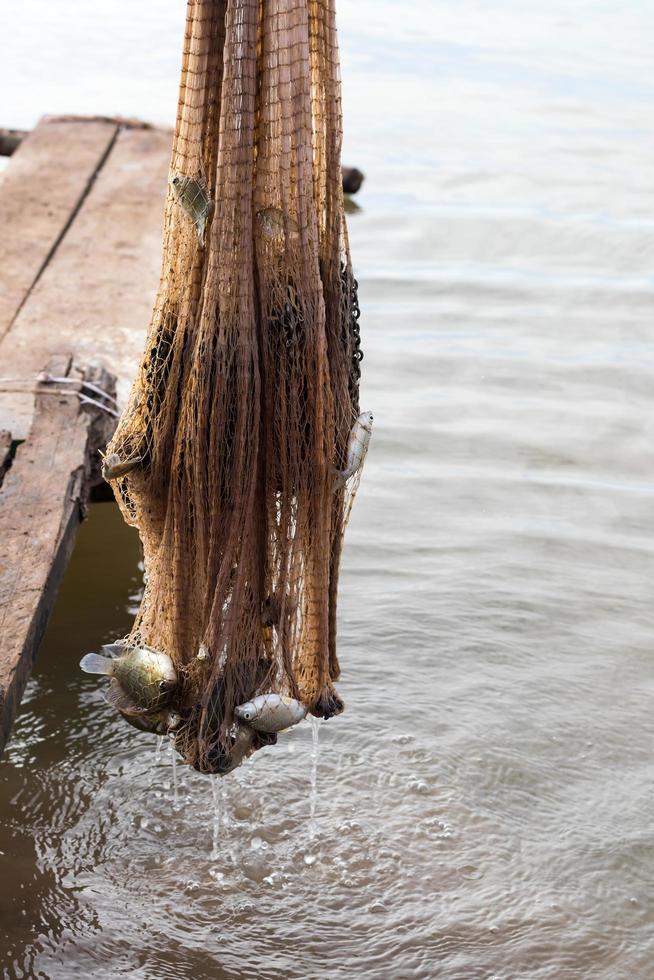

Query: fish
<box><xmin>334</xmin><ymin>410</ymin><xmax>374</xmax><ymax>486</ymax></box>
<box><xmin>123</xmin><ymin>709</ymin><xmax>182</xmax><ymax>735</ymax></box>
<box><xmin>100</xmin><ymin>451</ymin><xmax>142</xmax><ymax>481</ymax></box>
<box><xmin>256</xmin><ymin>207</ymin><xmax>300</xmax><ymax>241</ymax></box>
<box><xmin>234</xmin><ymin>693</ymin><xmax>307</xmax><ymax>732</ymax></box>
<box><xmin>80</xmin><ymin>643</ymin><xmax>177</xmax><ymax>714</ymax></box>
<box><xmin>170</xmin><ymin>174</ymin><xmax>212</xmax><ymax>244</ymax></box>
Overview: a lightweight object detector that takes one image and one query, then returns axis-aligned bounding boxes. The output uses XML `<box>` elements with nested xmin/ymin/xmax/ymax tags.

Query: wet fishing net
<box><xmin>103</xmin><ymin>0</ymin><xmax>368</xmax><ymax>773</ymax></box>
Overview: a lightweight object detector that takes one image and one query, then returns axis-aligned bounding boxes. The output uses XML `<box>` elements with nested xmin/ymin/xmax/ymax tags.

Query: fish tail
<box><xmin>101</xmin><ymin>642</ymin><xmax>129</xmax><ymax>658</ymax></box>
<box><xmin>79</xmin><ymin>652</ymin><xmax>114</xmax><ymax>676</ymax></box>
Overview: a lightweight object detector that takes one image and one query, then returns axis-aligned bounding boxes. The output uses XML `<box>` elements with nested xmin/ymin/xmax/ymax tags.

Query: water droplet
<box><xmin>304</xmin><ymin>853</ymin><xmax>317</xmax><ymax>866</ymax></box>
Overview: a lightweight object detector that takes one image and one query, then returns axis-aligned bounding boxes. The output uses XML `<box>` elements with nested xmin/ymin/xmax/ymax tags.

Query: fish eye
<box><xmin>244</xmin><ymin>711</ymin><xmax>251</xmax><ymax>720</ymax></box>
<box><xmin>172</xmin><ymin>176</ymin><xmax>180</xmax><ymax>184</ymax></box>
<box><xmin>159</xmin><ymin>681</ymin><xmax>167</xmax><ymax>691</ymax></box>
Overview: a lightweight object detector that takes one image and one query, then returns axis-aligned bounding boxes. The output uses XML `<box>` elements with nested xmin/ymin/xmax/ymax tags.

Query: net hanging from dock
<box><xmin>105</xmin><ymin>0</ymin><xmax>365</xmax><ymax>773</ymax></box>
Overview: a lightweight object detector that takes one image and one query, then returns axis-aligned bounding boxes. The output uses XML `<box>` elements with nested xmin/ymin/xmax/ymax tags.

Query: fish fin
<box><xmin>80</xmin><ymin>653</ymin><xmax>114</xmax><ymax>676</ymax></box>
<box><xmin>101</xmin><ymin>642</ymin><xmax>128</xmax><ymax>657</ymax></box>
<box><xmin>103</xmin><ymin>679</ymin><xmax>147</xmax><ymax>715</ymax></box>
<box><xmin>330</xmin><ymin>465</ymin><xmax>346</xmax><ymax>490</ymax></box>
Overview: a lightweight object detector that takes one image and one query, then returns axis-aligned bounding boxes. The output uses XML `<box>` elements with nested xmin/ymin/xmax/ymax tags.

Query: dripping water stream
<box><xmin>210</xmin><ymin>776</ymin><xmax>224</xmax><ymax>860</ymax></box>
<box><xmin>169</xmin><ymin>733</ymin><xmax>179</xmax><ymax>810</ymax></box>
<box><xmin>308</xmin><ymin>716</ymin><xmax>320</xmax><ymax>841</ymax></box>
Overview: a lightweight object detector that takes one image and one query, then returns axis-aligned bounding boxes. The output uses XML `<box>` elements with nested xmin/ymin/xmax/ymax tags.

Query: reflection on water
<box><xmin>2</xmin><ymin>0</ymin><xmax>654</xmax><ymax>977</ymax></box>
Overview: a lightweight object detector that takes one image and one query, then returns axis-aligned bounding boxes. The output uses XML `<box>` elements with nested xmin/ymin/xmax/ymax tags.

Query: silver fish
<box><xmin>334</xmin><ymin>410</ymin><xmax>373</xmax><ymax>485</ymax></box>
<box><xmin>100</xmin><ymin>451</ymin><xmax>142</xmax><ymax>481</ymax></box>
<box><xmin>256</xmin><ymin>207</ymin><xmax>300</xmax><ymax>241</ymax></box>
<box><xmin>234</xmin><ymin>693</ymin><xmax>307</xmax><ymax>732</ymax></box>
<box><xmin>170</xmin><ymin>174</ymin><xmax>212</xmax><ymax>244</ymax></box>
<box><xmin>80</xmin><ymin>643</ymin><xmax>177</xmax><ymax>715</ymax></box>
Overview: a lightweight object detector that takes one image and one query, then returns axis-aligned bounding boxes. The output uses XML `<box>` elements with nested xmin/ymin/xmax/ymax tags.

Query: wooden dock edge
<box><xmin>0</xmin><ymin>357</ymin><xmax>117</xmax><ymax>753</ymax></box>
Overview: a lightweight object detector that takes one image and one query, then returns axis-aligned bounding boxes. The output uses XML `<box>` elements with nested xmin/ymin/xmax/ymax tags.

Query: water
<box><xmin>210</xmin><ymin>778</ymin><xmax>225</xmax><ymax>862</ymax></box>
<box><xmin>308</xmin><ymin>718</ymin><xmax>320</xmax><ymax>841</ymax></box>
<box><xmin>2</xmin><ymin>1</ymin><xmax>654</xmax><ymax>977</ymax></box>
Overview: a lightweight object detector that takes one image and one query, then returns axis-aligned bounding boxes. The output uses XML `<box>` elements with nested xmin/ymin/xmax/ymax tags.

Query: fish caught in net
<box><xmin>96</xmin><ymin>0</ymin><xmax>371</xmax><ymax>774</ymax></box>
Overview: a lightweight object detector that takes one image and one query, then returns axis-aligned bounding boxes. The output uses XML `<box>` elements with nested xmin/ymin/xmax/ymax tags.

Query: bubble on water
<box><xmin>251</xmin><ymin>836</ymin><xmax>267</xmax><ymax>851</ymax></box>
<box><xmin>460</xmin><ymin>865</ymin><xmax>484</xmax><ymax>880</ymax></box>
<box><xmin>369</xmin><ymin>901</ymin><xmax>388</xmax><ymax>913</ymax></box>
<box><xmin>304</xmin><ymin>853</ymin><xmax>317</xmax><ymax>866</ymax></box>
<box><xmin>391</xmin><ymin>733</ymin><xmax>414</xmax><ymax>745</ymax></box>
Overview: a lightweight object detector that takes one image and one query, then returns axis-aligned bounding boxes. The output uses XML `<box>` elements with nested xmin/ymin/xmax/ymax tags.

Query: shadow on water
<box><xmin>0</xmin><ymin>504</ymin><xmax>142</xmax><ymax>975</ymax></box>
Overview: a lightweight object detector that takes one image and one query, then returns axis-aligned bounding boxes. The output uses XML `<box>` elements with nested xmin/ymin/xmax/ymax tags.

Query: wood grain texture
<box><xmin>0</xmin><ymin>118</ymin><xmax>118</xmax><ymax>339</ymax></box>
<box><xmin>0</xmin><ymin>124</ymin><xmax>170</xmax><ymax>439</ymax></box>
<box><xmin>0</xmin><ymin>357</ymin><xmax>116</xmax><ymax>754</ymax></box>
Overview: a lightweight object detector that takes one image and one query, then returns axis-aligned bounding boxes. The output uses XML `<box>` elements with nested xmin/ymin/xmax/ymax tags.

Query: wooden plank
<box><xmin>0</xmin><ymin>123</ymin><xmax>170</xmax><ymax>439</ymax></box>
<box><xmin>0</xmin><ymin>117</ymin><xmax>118</xmax><ymax>339</ymax></box>
<box><xmin>0</xmin><ymin>357</ymin><xmax>116</xmax><ymax>754</ymax></box>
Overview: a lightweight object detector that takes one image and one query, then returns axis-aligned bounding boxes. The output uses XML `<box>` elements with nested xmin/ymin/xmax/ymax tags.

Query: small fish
<box><xmin>100</xmin><ymin>451</ymin><xmax>142</xmax><ymax>481</ymax></box>
<box><xmin>123</xmin><ymin>709</ymin><xmax>181</xmax><ymax>735</ymax></box>
<box><xmin>256</xmin><ymin>207</ymin><xmax>300</xmax><ymax>241</ymax></box>
<box><xmin>234</xmin><ymin>693</ymin><xmax>307</xmax><ymax>732</ymax></box>
<box><xmin>170</xmin><ymin>174</ymin><xmax>212</xmax><ymax>244</ymax></box>
<box><xmin>80</xmin><ymin>643</ymin><xmax>177</xmax><ymax>714</ymax></box>
<box><xmin>334</xmin><ymin>410</ymin><xmax>374</xmax><ymax>486</ymax></box>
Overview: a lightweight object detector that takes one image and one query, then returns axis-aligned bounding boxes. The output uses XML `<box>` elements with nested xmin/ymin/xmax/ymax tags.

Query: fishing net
<box><xmin>104</xmin><ymin>0</ymin><xmax>366</xmax><ymax>774</ymax></box>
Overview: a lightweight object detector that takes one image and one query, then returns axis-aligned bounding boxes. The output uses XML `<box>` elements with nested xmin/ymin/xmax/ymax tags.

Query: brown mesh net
<box><xmin>104</xmin><ymin>0</ymin><xmax>368</xmax><ymax>774</ymax></box>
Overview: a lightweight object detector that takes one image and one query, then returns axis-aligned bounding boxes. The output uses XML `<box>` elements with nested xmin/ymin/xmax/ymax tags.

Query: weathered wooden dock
<box><xmin>0</xmin><ymin>116</ymin><xmax>170</xmax><ymax>752</ymax></box>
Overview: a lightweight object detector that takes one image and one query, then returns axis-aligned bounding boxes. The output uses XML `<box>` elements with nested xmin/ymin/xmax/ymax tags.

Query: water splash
<box><xmin>169</xmin><ymin>734</ymin><xmax>179</xmax><ymax>810</ymax></box>
<box><xmin>308</xmin><ymin>715</ymin><xmax>320</xmax><ymax>840</ymax></box>
<box><xmin>210</xmin><ymin>777</ymin><xmax>225</xmax><ymax>860</ymax></box>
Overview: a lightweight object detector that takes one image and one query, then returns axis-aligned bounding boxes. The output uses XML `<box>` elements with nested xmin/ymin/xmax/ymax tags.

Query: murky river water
<box><xmin>2</xmin><ymin>1</ymin><xmax>654</xmax><ymax>977</ymax></box>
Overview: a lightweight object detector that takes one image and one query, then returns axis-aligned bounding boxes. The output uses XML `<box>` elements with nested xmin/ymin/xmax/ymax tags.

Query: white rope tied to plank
<box><xmin>0</xmin><ymin>373</ymin><xmax>119</xmax><ymax>418</ymax></box>
<box><xmin>36</xmin><ymin>372</ymin><xmax>119</xmax><ymax>407</ymax></box>
<box><xmin>78</xmin><ymin>394</ymin><xmax>119</xmax><ymax>418</ymax></box>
